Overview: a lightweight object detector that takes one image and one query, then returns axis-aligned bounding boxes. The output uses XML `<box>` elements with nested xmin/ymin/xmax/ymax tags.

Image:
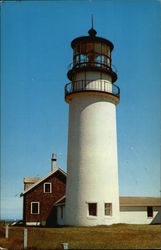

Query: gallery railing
<box><xmin>65</xmin><ymin>80</ymin><xmax>120</xmax><ymax>98</ymax></box>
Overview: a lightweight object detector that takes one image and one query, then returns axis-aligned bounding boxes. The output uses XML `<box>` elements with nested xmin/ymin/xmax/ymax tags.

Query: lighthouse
<box><xmin>64</xmin><ymin>24</ymin><xmax>120</xmax><ymax>226</ymax></box>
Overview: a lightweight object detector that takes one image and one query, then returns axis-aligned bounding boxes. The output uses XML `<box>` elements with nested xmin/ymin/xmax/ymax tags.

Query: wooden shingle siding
<box><xmin>24</xmin><ymin>171</ymin><xmax>66</xmax><ymax>226</ymax></box>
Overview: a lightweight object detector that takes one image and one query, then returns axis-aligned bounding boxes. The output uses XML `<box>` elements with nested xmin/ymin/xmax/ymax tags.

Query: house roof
<box><xmin>24</xmin><ymin>177</ymin><xmax>42</xmax><ymax>183</ymax></box>
<box><xmin>53</xmin><ymin>195</ymin><xmax>161</xmax><ymax>207</ymax></box>
<box><xmin>21</xmin><ymin>167</ymin><xmax>66</xmax><ymax>196</ymax></box>
<box><xmin>24</xmin><ymin>177</ymin><xmax>42</xmax><ymax>191</ymax></box>
<box><xmin>119</xmin><ymin>196</ymin><xmax>161</xmax><ymax>207</ymax></box>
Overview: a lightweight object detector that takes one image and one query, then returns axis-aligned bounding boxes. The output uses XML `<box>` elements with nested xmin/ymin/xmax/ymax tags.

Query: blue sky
<box><xmin>1</xmin><ymin>0</ymin><xmax>160</xmax><ymax>220</ymax></box>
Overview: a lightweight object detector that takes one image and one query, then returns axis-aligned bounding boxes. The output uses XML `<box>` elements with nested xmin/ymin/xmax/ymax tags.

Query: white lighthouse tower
<box><xmin>64</xmin><ymin>24</ymin><xmax>120</xmax><ymax>226</ymax></box>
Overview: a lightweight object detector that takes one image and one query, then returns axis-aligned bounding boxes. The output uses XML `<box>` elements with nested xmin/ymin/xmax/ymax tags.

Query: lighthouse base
<box><xmin>64</xmin><ymin>203</ymin><xmax>120</xmax><ymax>226</ymax></box>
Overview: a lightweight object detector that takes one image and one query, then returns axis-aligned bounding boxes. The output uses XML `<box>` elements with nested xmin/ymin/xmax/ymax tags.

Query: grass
<box><xmin>0</xmin><ymin>222</ymin><xmax>161</xmax><ymax>249</ymax></box>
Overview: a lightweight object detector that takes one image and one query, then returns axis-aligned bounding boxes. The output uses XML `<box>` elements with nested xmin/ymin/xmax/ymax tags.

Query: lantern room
<box><xmin>65</xmin><ymin>26</ymin><xmax>120</xmax><ymax>104</ymax></box>
<box><xmin>67</xmin><ymin>28</ymin><xmax>117</xmax><ymax>83</ymax></box>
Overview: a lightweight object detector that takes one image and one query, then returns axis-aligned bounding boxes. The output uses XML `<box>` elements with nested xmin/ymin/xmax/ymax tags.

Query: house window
<box><xmin>147</xmin><ymin>206</ymin><xmax>153</xmax><ymax>217</ymax></box>
<box><xmin>88</xmin><ymin>203</ymin><xmax>97</xmax><ymax>216</ymax></box>
<box><xmin>31</xmin><ymin>202</ymin><xmax>40</xmax><ymax>214</ymax></box>
<box><xmin>44</xmin><ymin>183</ymin><xmax>52</xmax><ymax>193</ymax></box>
<box><xmin>104</xmin><ymin>203</ymin><xmax>112</xmax><ymax>216</ymax></box>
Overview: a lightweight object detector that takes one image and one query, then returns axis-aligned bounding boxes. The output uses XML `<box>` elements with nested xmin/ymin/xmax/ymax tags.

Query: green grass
<box><xmin>0</xmin><ymin>222</ymin><xmax>161</xmax><ymax>249</ymax></box>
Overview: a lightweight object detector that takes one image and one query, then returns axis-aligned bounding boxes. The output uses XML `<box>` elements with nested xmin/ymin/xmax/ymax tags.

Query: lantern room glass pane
<box><xmin>102</xmin><ymin>55</ymin><xmax>107</xmax><ymax>64</ymax></box>
<box><xmin>80</xmin><ymin>54</ymin><xmax>86</xmax><ymax>62</ymax></box>
<box><xmin>72</xmin><ymin>41</ymin><xmax>111</xmax><ymax>69</ymax></box>
<box><xmin>95</xmin><ymin>55</ymin><xmax>101</xmax><ymax>64</ymax></box>
<box><xmin>76</xmin><ymin>55</ymin><xmax>79</xmax><ymax>63</ymax></box>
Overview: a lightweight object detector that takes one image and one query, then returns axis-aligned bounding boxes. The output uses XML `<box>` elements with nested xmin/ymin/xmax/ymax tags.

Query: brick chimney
<box><xmin>51</xmin><ymin>153</ymin><xmax>57</xmax><ymax>172</ymax></box>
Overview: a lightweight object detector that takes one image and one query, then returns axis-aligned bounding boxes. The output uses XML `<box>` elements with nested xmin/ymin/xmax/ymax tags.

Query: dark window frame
<box><xmin>88</xmin><ymin>203</ymin><xmax>97</xmax><ymax>216</ymax></box>
<box><xmin>147</xmin><ymin>206</ymin><xmax>153</xmax><ymax>218</ymax></box>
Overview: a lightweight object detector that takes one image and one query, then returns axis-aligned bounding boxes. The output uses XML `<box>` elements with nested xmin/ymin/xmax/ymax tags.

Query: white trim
<box><xmin>31</xmin><ymin>202</ymin><xmax>40</xmax><ymax>214</ymax></box>
<box><xmin>54</xmin><ymin>195</ymin><xmax>66</xmax><ymax>205</ymax></box>
<box><xmin>26</xmin><ymin>222</ymin><xmax>40</xmax><ymax>226</ymax></box>
<box><xmin>21</xmin><ymin>168</ymin><xmax>66</xmax><ymax>196</ymax></box>
<box><xmin>54</xmin><ymin>202</ymin><xmax>65</xmax><ymax>207</ymax></box>
<box><xmin>44</xmin><ymin>182</ymin><xmax>52</xmax><ymax>193</ymax></box>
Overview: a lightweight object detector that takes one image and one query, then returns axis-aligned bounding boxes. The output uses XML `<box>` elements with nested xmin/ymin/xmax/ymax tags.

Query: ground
<box><xmin>0</xmin><ymin>222</ymin><xmax>161</xmax><ymax>249</ymax></box>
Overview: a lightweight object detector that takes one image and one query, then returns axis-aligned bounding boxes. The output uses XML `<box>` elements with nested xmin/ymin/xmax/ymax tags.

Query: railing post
<box><xmin>24</xmin><ymin>228</ymin><xmax>28</xmax><ymax>249</ymax></box>
<box><xmin>5</xmin><ymin>223</ymin><xmax>8</xmax><ymax>239</ymax></box>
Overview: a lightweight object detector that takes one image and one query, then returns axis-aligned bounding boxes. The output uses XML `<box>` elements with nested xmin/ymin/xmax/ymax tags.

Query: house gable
<box><xmin>23</xmin><ymin>168</ymin><xmax>66</xmax><ymax>226</ymax></box>
<box><xmin>21</xmin><ymin>168</ymin><xmax>66</xmax><ymax>196</ymax></box>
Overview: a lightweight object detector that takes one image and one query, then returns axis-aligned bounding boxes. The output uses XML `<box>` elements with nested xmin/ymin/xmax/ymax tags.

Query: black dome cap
<box><xmin>71</xmin><ymin>28</ymin><xmax>114</xmax><ymax>51</ymax></box>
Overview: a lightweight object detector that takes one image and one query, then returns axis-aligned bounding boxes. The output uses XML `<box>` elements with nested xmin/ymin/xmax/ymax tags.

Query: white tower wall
<box><xmin>65</xmin><ymin>92</ymin><xmax>120</xmax><ymax>225</ymax></box>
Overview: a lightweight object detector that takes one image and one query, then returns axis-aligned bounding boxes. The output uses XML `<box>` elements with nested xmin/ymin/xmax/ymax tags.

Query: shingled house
<box><xmin>21</xmin><ymin>154</ymin><xmax>161</xmax><ymax>226</ymax></box>
<box><xmin>21</xmin><ymin>154</ymin><xmax>66</xmax><ymax>226</ymax></box>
